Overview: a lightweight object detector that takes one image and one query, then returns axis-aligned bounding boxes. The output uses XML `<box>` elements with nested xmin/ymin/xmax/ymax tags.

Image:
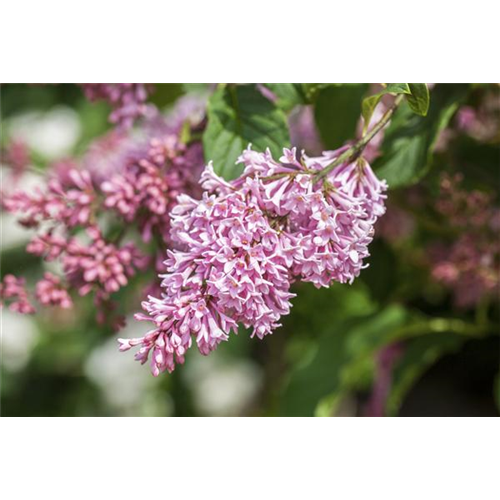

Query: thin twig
<box><xmin>314</xmin><ymin>94</ymin><xmax>404</xmax><ymax>181</ymax></box>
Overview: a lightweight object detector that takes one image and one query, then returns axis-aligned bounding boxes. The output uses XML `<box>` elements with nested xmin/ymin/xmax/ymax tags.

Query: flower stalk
<box><xmin>314</xmin><ymin>94</ymin><xmax>404</xmax><ymax>181</ymax></box>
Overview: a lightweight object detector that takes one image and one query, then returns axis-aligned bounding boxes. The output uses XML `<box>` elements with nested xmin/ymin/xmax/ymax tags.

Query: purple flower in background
<box><xmin>430</xmin><ymin>173</ymin><xmax>500</xmax><ymax>307</ymax></box>
<box><xmin>102</xmin><ymin>134</ymin><xmax>203</xmax><ymax>243</ymax></box>
<box><xmin>3</xmin><ymin>94</ymin><xmax>207</xmax><ymax>328</ymax></box>
<box><xmin>80</xmin><ymin>84</ymin><xmax>154</xmax><ymax>129</ymax></box>
<box><xmin>35</xmin><ymin>272</ymin><xmax>72</xmax><ymax>309</ymax></box>
<box><xmin>28</xmin><ymin>227</ymin><xmax>147</xmax><ymax>299</ymax></box>
<box><xmin>0</xmin><ymin>275</ymin><xmax>35</xmax><ymax>314</ymax></box>
<box><xmin>455</xmin><ymin>90</ymin><xmax>500</xmax><ymax>142</ymax></box>
<box><xmin>82</xmin><ymin>130</ymin><xmax>148</xmax><ymax>185</ymax></box>
<box><xmin>3</xmin><ymin>167</ymin><xmax>95</xmax><ymax>228</ymax></box>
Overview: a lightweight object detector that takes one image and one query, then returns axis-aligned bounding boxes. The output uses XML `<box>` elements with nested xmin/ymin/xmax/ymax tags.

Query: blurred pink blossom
<box><xmin>80</xmin><ymin>83</ymin><xmax>154</xmax><ymax>129</ymax></box>
<box><xmin>35</xmin><ymin>272</ymin><xmax>72</xmax><ymax>309</ymax></box>
<box><xmin>0</xmin><ymin>275</ymin><xmax>35</xmax><ymax>314</ymax></box>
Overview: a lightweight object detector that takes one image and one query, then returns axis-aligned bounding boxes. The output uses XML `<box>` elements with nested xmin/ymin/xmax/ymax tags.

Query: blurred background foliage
<box><xmin>1</xmin><ymin>83</ymin><xmax>499</xmax><ymax>416</ymax></box>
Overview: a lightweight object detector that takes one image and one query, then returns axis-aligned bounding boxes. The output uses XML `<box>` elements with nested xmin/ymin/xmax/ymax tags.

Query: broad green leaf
<box><xmin>262</xmin><ymin>83</ymin><xmax>306</xmax><ymax>112</ymax></box>
<box><xmin>280</xmin><ymin>305</ymin><xmax>409</xmax><ymax>416</ymax></box>
<box><xmin>203</xmin><ymin>84</ymin><xmax>290</xmax><ymax>180</ymax></box>
<box><xmin>383</xmin><ymin>83</ymin><xmax>412</xmax><ymax>94</ymax></box>
<box><xmin>374</xmin><ymin>84</ymin><xmax>470</xmax><ymax>188</ymax></box>
<box><xmin>314</xmin><ymin>84</ymin><xmax>368</xmax><ymax>149</ymax></box>
<box><xmin>406</xmin><ymin>83</ymin><xmax>430</xmax><ymax>116</ymax></box>
<box><xmin>361</xmin><ymin>83</ymin><xmax>411</xmax><ymax>134</ymax></box>
<box><xmin>386</xmin><ymin>333</ymin><xmax>465</xmax><ymax>416</ymax></box>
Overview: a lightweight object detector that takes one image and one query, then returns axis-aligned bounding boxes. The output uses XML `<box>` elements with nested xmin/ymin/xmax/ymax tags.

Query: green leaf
<box><xmin>314</xmin><ymin>84</ymin><xmax>368</xmax><ymax>148</ymax></box>
<box><xmin>386</xmin><ymin>333</ymin><xmax>466</xmax><ymax>416</ymax></box>
<box><xmin>360</xmin><ymin>239</ymin><xmax>399</xmax><ymax>304</ymax></box>
<box><xmin>262</xmin><ymin>83</ymin><xmax>306</xmax><ymax>112</ymax></box>
<box><xmin>203</xmin><ymin>84</ymin><xmax>290</xmax><ymax>180</ymax></box>
<box><xmin>406</xmin><ymin>83</ymin><xmax>430</xmax><ymax>116</ymax></box>
<box><xmin>148</xmin><ymin>83</ymin><xmax>184</xmax><ymax>109</ymax></box>
<box><xmin>385</xmin><ymin>83</ymin><xmax>412</xmax><ymax>94</ymax></box>
<box><xmin>280</xmin><ymin>305</ymin><xmax>409</xmax><ymax>416</ymax></box>
<box><xmin>361</xmin><ymin>83</ymin><xmax>411</xmax><ymax>134</ymax></box>
<box><xmin>374</xmin><ymin>84</ymin><xmax>470</xmax><ymax>188</ymax></box>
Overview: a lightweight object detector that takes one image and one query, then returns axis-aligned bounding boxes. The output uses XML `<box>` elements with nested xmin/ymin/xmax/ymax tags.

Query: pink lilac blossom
<box><xmin>3</xmin><ymin>138</ymin><xmax>30</xmax><ymax>179</ymax></box>
<box><xmin>435</xmin><ymin>173</ymin><xmax>491</xmax><ymax>227</ymax></box>
<box><xmin>0</xmin><ymin>275</ymin><xmax>35</xmax><ymax>314</ymax></box>
<box><xmin>455</xmin><ymin>91</ymin><xmax>500</xmax><ymax>143</ymax></box>
<box><xmin>3</xmin><ymin>95</ymin><xmax>206</xmax><ymax>325</ymax></box>
<box><xmin>101</xmin><ymin>134</ymin><xmax>203</xmax><ymax>243</ymax></box>
<box><xmin>121</xmin><ymin>145</ymin><xmax>388</xmax><ymax>375</ymax></box>
<box><xmin>50</xmin><ymin>158</ymin><xmax>81</xmax><ymax>187</ymax></box>
<box><xmin>3</xmin><ymin>168</ymin><xmax>95</xmax><ymax>228</ymax></box>
<box><xmin>430</xmin><ymin>173</ymin><xmax>500</xmax><ymax>308</ymax></box>
<box><xmin>35</xmin><ymin>272</ymin><xmax>72</xmax><ymax>309</ymax></box>
<box><xmin>431</xmin><ymin>233</ymin><xmax>499</xmax><ymax>308</ymax></box>
<box><xmin>28</xmin><ymin>227</ymin><xmax>147</xmax><ymax>299</ymax></box>
<box><xmin>437</xmin><ymin>90</ymin><xmax>499</xmax><ymax>151</ymax></box>
<box><xmin>81</xmin><ymin>130</ymin><xmax>147</xmax><ymax>184</ymax></box>
<box><xmin>80</xmin><ymin>84</ymin><xmax>154</xmax><ymax>129</ymax></box>
<box><xmin>82</xmin><ymin>94</ymin><xmax>206</xmax><ymax>185</ymax></box>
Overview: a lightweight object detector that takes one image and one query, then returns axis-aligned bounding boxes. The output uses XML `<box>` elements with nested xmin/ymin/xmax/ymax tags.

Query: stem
<box><xmin>314</xmin><ymin>94</ymin><xmax>404</xmax><ymax>181</ymax></box>
<box><xmin>388</xmin><ymin>317</ymin><xmax>494</xmax><ymax>344</ymax></box>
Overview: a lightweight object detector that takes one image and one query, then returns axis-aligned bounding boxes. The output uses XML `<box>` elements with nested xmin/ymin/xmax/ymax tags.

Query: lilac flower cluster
<box><xmin>431</xmin><ymin>173</ymin><xmax>500</xmax><ymax>308</ymax></box>
<box><xmin>455</xmin><ymin>90</ymin><xmax>499</xmax><ymax>143</ymax></box>
<box><xmin>121</xmin><ymin>146</ymin><xmax>388</xmax><ymax>375</ymax></box>
<box><xmin>28</xmin><ymin>227</ymin><xmax>147</xmax><ymax>297</ymax></box>
<box><xmin>35</xmin><ymin>272</ymin><xmax>73</xmax><ymax>309</ymax></box>
<box><xmin>3</xmin><ymin>100</ymin><xmax>206</xmax><ymax>328</ymax></box>
<box><xmin>0</xmin><ymin>275</ymin><xmax>35</xmax><ymax>314</ymax></box>
<box><xmin>102</xmin><ymin>134</ymin><xmax>203</xmax><ymax>243</ymax></box>
<box><xmin>4</xmin><ymin>168</ymin><xmax>95</xmax><ymax>228</ymax></box>
<box><xmin>80</xmin><ymin>84</ymin><xmax>153</xmax><ymax>129</ymax></box>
